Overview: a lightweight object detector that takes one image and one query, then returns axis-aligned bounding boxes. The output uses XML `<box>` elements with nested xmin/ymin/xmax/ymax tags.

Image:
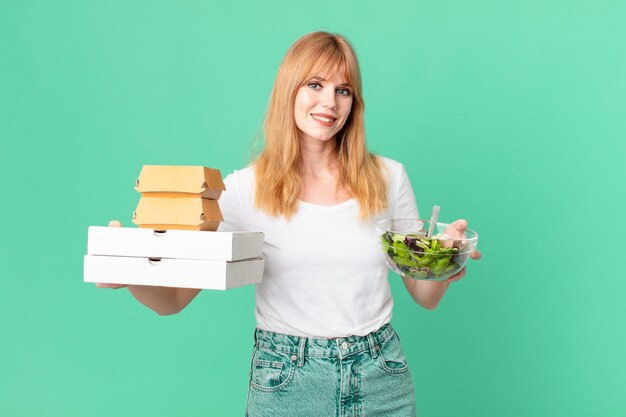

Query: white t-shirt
<box><xmin>217</xmin><ymin>156</ymin><xmax>419</xmax><ymax>338</ymax></box>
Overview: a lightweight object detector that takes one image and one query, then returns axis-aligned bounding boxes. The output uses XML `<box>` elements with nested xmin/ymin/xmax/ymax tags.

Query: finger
<box><xmin>446</xmin><ymin>219</ymin><xmax>467</xmax><ymax>238</ymax></box>
<box><xmin>470</xmin><ymin>250</ymin><xmax>482</xmax><ymax>260</ymax></box>
<box><xmin>450</xmin><ymin>219</ymin><xmax>468</xmax><ymax>233</ymax></box>
<box><xmin>109</xmin><ymin>220</ymin><xmax>122</xmax><ymax>227</ymax></box>
<box><xmin>444</xmin><ymin>219</ymin><xmax>468</xmax><ymax>239</ymax></box>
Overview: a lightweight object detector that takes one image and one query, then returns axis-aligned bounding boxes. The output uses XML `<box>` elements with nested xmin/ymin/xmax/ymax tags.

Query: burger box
<box><xmin>86</xmin><ymin>226</ymin><xmax>264</xmax><ymax>261</ymax></box>
<box><xmin>135</xmin><ymin>165</ymin><xmax>226</xmax><ymax>200</ymax></box>
<box><xmin>84</xmin><ymin>227</ymin><xmax>265</xmax><ymax>290</ymax></box>
<box><xmin>133</xmin><ymin>197</ymin><xmax>223</xmax><ymax>231</ymax></box>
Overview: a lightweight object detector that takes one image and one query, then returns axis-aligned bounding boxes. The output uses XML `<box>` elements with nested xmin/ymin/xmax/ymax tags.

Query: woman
<box><xmin>100</xmin><ymin>32</ymin><xmax>481</xmax><ymax>417</ymax></box>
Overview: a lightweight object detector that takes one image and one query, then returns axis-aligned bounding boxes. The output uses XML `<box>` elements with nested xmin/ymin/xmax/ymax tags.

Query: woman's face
<box><xmin>294</xmin><ymin>73</ymin><xmax>353</xmax><ymax>144</ymax></box>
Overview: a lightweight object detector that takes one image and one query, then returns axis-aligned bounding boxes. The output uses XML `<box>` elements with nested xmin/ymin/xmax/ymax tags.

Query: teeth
<box><xmin>312</xmin><ymin>114</ymin><xmax>334</xmax><ymax>123</ymax></box>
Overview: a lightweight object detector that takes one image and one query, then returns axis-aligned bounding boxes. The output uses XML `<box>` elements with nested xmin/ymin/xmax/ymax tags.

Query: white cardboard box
<box><xmin>84</xmin><ymin>255</ymin><xmax>264</xmax><ymax>290</ymax></box>
<box><xmin>87</xmin><ymin>226</ymin><xmax>264</xmax><ymax>261</ymax></box>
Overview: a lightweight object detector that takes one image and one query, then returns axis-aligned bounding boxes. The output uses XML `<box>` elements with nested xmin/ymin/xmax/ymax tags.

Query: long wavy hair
<box><xmin>254</xmin><ymin>31</ymin><xmax>387</xmax><ymax>220</ymax></box>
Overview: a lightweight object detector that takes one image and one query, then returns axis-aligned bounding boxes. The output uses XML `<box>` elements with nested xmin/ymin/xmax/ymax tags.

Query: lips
<box><xmin>311</xmin><ymin>113</ymin><xmax>337</xmax><ymax>125</ymax></box>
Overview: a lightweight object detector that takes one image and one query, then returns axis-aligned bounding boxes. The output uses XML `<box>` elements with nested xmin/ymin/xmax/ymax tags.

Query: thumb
<box><xmin>109</xmin><ymin>220</ymin><xmax>122</xmax><ymax>227</ymax></box>
<box><xmin>449</xmin><ymin>219</ymin><xmax>468</xmax><ymax>232</ymax></box>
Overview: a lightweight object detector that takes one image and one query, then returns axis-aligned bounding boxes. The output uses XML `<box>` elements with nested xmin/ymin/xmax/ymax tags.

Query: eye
<box><xmin>337</xmin><ymin>88</ymin><xmax>352</xmax><ymax>96</ymax></box>
<box><xmin>308</xmin><ymin>82</ymin><xmax>322</xmax><ymax>90</ymax></box>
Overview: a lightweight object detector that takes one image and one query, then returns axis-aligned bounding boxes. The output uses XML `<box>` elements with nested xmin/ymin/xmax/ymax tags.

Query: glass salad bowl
<box><xmin>377</xmin><ymin>218</ymin><xmax>478</xmax><ymax>281</ymax></box>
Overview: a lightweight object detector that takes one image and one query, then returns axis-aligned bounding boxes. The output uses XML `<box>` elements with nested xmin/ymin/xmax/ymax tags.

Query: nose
<box><xmin>320</xmin><ymin>88</ymin><xmax>337</xmax><ymax>110</ymax></box>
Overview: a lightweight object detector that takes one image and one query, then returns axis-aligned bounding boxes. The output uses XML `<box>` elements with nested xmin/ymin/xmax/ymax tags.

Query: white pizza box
<box><xmin>84</xmin><ymin>255</ymin><xmax>264</xmax><ymax>290</ymax></box>
<box><xmin>87</xmin><ymin>226</ymin><xmax>264</xmax><ymax>261</ymax></box>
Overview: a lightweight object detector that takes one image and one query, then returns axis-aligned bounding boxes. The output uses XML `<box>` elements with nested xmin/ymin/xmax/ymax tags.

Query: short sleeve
<box><xmin>394</xmin><ymin>165</ymin><xmax>420</xmax><ymax>219</ymax></box>
<box><xmin>217</xmin><ymin>171</ymin><xmax>243</xmax><ymax>232</ymax></box>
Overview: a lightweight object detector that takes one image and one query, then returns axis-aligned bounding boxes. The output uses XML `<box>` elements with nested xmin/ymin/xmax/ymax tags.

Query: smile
<box><xmin>311</xmin><ymin>114</ymin><xmax>337</xmax><ymax>125</ymax></box>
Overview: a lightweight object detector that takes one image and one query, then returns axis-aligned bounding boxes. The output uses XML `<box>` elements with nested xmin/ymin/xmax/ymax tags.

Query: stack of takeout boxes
<box><xmin>133</xmin><ymin>165</ymin><xmax>225</xmax><ymax>231</ymax></box>
<box><xmin>83</xmin><ymin>165</ymin><xmax>265</xmax><ymax>290</ymax></box>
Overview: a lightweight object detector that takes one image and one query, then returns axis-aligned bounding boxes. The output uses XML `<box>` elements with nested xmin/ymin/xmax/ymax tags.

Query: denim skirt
<box><xmin>245</xmin><ymin>323</ymin><xmax>417</xmax><ymax>417</ymax></box>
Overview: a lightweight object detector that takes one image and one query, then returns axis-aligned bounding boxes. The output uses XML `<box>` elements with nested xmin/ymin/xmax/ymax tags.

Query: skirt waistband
<box><xmin>254</xmin><ymin>323</ymin><xmax>395</xmax><ymax>361</ymax></box>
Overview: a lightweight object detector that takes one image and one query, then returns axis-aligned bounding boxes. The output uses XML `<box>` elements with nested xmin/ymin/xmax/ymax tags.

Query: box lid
<box><xmin>133</xmin><ymin>197</ymin><xmax>223</xmax><ymax>231</ymax></box>
<box><xmin>87</xmin><ymin>226</ymin><xmax>264</xmax><ymax>261</ymax></box>
<box><xmin>135</xmin><ymin>165</ymin><xmax>226</xmax><ymax>199</ymax></box>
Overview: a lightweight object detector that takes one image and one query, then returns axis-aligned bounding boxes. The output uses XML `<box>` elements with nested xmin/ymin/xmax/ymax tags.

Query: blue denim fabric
<box><xmin>245</xmin><ymin>324</ymin><xmax>417</xmax><ymax>417</ymax></box>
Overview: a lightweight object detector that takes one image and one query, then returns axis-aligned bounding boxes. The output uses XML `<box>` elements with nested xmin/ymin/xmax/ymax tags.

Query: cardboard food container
<box><xmin>135</xmin><ymin>165</ymin><xmax>226</xmax><ymax>199</ymax></box>
<box><xmin>133</xmin><ymin>197</ymin><xmax>223</xmax><ymax>231</ymax></box>
<box><xmin>84</xmin><ymin>255</ymin><xmax>264</xmax><ymax>290</ymax></box>
<box><xmin>87</xmin><ymin>226</ymin><xmax>264</xmax><ymax>261</ymax></box>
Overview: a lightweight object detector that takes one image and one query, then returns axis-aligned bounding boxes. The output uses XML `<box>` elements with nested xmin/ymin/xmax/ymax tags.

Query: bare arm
<box><xmin>402</xmin><ymin>277</ymin><xmax>451</xmax><ymax>311</ymax></box>
<box><xmin>97</xmin><ymin>283</ymin><xmax>201</xmax><ymax>316</ymax></box>
<box><xmin>402</xmin><ymin>219</ymin><xmax>482</xmax><ymax>310</ymax></box>
<box><xmin>95</xmin><ymin>220</ymin><xmax>201</xmax><ymax>316</ymax></box>
<box><xmin>128</xmin><ymin>285</ymin><xmax>201</xmax><ymax>316</ymax></box>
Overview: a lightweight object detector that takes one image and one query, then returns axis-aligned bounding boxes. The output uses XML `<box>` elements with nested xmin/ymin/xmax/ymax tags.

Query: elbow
<box><xmin>156</xmin><ymin>309</ymin><xmax>179</xmax><ymax>316</ymax></box>
<box><xmin>406</xmin><ymin>278</ymin><xmax>446</xmax><ymax>311</ymax></box>
<box><xmin>417</xmin><ymin>298</ymin><xmax>441</xmax><ymax>311</ymax></box>
<box><xmin>156</xmin><ymin>310</ymin><xmax>174</xmax><ymax>316</ymax></box>
<box><xmin>423</xmin><ymin>303</ymin><xmax>439</xmax><ymax>311</ymax></box>
<box><xmin>155</xmin><ymin>305</ymin><xmax>182</xmax><ymax>316</ymax></box>
<box><xmin>412</xmin><ymin>290</ymin><xmax>445</xmax><ymax>311</ymax></box>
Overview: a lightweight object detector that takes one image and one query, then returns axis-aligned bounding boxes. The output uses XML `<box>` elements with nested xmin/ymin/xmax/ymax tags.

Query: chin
<box><xmin>300</xmin><ymin>132</ymin><xmax>336</xmax><ymax>143</ymax></box>
<box><xmin>315</xmin><ymin>135</ymin><xmax>336</xmax><ymax>142</ymax></box>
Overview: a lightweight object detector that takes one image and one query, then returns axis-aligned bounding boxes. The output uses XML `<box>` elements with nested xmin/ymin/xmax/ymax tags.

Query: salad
<box><xmin>380</xmin><ymin>231</ymin><xmax>470</xmax><ymax>280</ymax></box>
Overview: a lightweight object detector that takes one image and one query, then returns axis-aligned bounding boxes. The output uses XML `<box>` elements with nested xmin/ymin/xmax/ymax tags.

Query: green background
<box><xmin>1</xmin><ymin>1</ymin><xmax>625</xmax><ymax>416</ymax></box>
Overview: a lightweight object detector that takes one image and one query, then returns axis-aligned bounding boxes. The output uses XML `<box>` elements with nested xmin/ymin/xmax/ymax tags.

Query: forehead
<box><xmin>306</xmin><ymin>54</ymin><xmax>351</xmax><ymax>85</ymax></box>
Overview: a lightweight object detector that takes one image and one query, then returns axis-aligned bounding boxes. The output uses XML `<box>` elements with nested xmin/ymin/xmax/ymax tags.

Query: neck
<box><xmin>299</xmin><ymin>136</ymin><xmax>339</xmax><ymax>177</ymax></box>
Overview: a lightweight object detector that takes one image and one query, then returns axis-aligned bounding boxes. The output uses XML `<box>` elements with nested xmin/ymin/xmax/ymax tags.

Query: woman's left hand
<box><xmin>442</xmin><ymin>219</ymin><xmax>481</xmax><ymax>283</ymax></box>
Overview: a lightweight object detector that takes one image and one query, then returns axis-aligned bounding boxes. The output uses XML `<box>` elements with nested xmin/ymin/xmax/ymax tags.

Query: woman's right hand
<box><xmin>95</xmin><ymin>220</ymin><xmax>128</xmax><ymax>289</ymax></box>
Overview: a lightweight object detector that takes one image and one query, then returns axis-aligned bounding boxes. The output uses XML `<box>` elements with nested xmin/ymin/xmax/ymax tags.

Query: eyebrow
<box><xmin>310</xmin><ymin>76</ymin><xmax>350</xmax><ymax>87</ymax></box>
